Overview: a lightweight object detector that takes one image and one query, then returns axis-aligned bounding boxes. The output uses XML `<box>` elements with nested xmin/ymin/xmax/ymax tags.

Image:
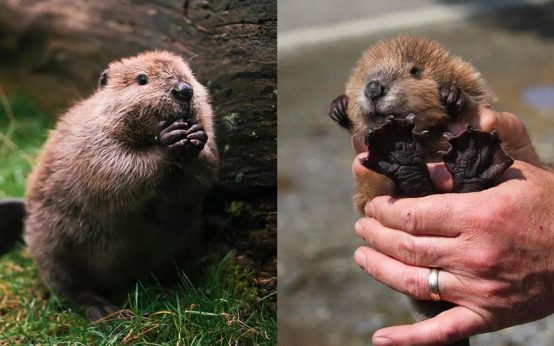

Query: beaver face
<box><xmin>97</xmin><ymin>51</ymin><xmax>206</xmax><ymax>122</ymax></box>
<box><xmin>345</xmin><ymin>36</ymin><xmax>453</xmax><ymax>133</ymax></box>
<box><xmin>354</xmin><ymin>60</ymin><xmax>444</xmax><ymax>128</ymax></box>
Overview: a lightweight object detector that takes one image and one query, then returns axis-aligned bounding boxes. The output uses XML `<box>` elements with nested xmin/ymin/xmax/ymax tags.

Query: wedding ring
<box><xmin>428</xmin><ymin>268</ymin><xmax>442</xmax><ymax>301</ymax></box>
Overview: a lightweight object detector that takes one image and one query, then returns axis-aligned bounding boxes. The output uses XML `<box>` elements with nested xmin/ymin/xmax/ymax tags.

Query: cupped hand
<box><xmin>353</xmin><ymin>160</ymin><xmax>554</xmax><ymax>345</ymax></box>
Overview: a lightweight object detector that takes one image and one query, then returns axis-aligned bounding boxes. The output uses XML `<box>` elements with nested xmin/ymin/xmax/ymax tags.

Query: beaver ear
<box><xmin>98</xmin><ymin>69</ymin><xmax>109</xmax><ymax>89</ymax></box>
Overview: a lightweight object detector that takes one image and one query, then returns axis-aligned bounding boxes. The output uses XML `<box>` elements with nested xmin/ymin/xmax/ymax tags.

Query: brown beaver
<box><xmin>24</xmin><ymin>51</ymin><xmax>218</xmax><ymax>321</ymax></box>
<box><xmin>330</xmin><ymin>35</ymin><xmax>496</xmax><ymax>213</ymax></box>
<box><xmin>329</xmin><ymin>36</ymin><xmax>514</xmax><ymax>346</ymax></box>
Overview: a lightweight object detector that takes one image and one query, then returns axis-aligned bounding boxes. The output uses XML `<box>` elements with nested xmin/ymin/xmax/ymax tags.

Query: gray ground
<box><xmin>278</xmin><ymin>0</ymin><xmax>439</xmax><ymax>31</ymax></box>
<box><xmin>278</xmin><ymin>1</ymin><xmax>554</xmax><ymax>345</ymax></box>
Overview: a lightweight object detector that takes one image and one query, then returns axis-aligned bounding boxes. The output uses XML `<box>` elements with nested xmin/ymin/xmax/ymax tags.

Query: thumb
<box><xmin>352</xmin><ymin>136</ymin><xmax>366</xmax><ymax>154</ymax></box>
<box><xmin>372</xmin><ymin>306</ymin><xmax>486</xmax><ymax>346</ymax></box>
<box><xmin>352</xmin><ymin>152</ymin><xmax>374</xmax><ymax>184</ymax></box>
<box><xmin>426</xmin><ymin>162</ymin><xmax>453</xmax><ymax>193</ymax></box>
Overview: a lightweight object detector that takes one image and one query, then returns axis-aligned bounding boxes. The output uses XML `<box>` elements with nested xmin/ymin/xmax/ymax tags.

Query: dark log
<box><xmin>0</xmin><ymin>0</ymin><xmax>276</xmax><ymax>292</ymax></box>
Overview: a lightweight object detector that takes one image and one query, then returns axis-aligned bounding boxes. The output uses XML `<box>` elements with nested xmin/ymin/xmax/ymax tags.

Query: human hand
<box><xmin>353</xmin><ymin>160</ymin><xmax>554</xmax><ymax>345</ymax></box>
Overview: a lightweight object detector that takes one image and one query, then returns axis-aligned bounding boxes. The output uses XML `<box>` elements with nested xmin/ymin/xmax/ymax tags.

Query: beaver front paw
<box><xmin>157</xmin><ymin>119</ymin><xmax>207</xmax><ymax>158</ymax></box>
<box><xmin>440</xmin><ymin>83</ymin><xmax>465</xmax><ymax>114</ymax></box>
<box><xmin>441</xmin><ymin>126</ymin><xmax>513</xmax><ymax>193</ymax></box>
<box><xmin>361</xmin><ymin>115</ymin><xmax>434</xmax><ymax>197</ymax></box>
<box><xmin>329</xmin><ymin>95</ymin><xmax>351</xmax><ymax>130</ymax></box>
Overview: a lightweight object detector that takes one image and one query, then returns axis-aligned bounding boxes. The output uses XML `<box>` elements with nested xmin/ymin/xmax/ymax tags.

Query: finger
<box><xmin>372</xmin><ymin>306</ymin><xmax>486</xmax><ymax>346</ymax></box>
<box><xmin>477</xmin><ymin>107</ymin><xmax>516</xmax><ymax>134</ymax></box>
<box><xmin>497</xmin><ymin>160</ymin><xmax>537</xmax><ymax>183</ymax></box>
<box><xmin>160</xmin><ymin>129</ymin><xmax>188</xmax><ymax>146</ymax></box>
<box><xmin>187</xmin><ymin>131</ymin><xmax>208</xmax><ymax>142</ymax></box>
<box><xmin>352</xmin><ymin>152</ymin><xmax>373</xmax><ymax>182</ymax></box>
<box><xmin>159</xmin><ymin>120</ymin><xmax>189</xmax><ymax>135</ymax></box>
<box><xmin>351</xmin><ymin>137</ymin><xmax>366</xmax><ymax>154</ymax></box>
<box><xmin>185</xmin><ymin>124</ymin><xmax>204</xmax><ymax>136</ymax></box>
<box><xmin>479</xmin><ymin>109</ymin><xmax>541</xmax><ymax>166</ymax></box>
<box><xmin>156</xmin><ymin>120</ymin><xmax>172</xmax><ymax>133</ymax></box>
<box><xmin>354</xmin><ymin>247</ymin><xmax>461</xmax><ymax>302</ymax></box>
<box><xmin>446</xmin><ymin>88</ymin><xmax>457</xmax><ymax>105</ymax></box>
<box><xmin>426</xmin><ymin>162</ymin><xmax>453</xmax><ymax>192</ymax></box>
<box><xmin>365</xmin><ymin>194</ymin><xmax>476</xmax><ymax>236</ymax></box>
<box><xmin>355</xmin><ymin>218</ymin><xmax>454</xmax><ymax>268</ymax></box>
<box><xmin>167</xmin><ymin>139</ymin><xmax>188</xmax><ymax>151</ymax></box>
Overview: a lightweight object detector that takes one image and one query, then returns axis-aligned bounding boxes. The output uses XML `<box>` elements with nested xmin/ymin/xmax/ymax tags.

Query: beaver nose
<box><xmin>172</xmin><ymin>82</ymin><xmax>193</xmax><ymax>102</ymax></box>
<box><xmin>366</xmin><ymin>80</ymin><xmax>385</xmax><ymax>99</ymax></box>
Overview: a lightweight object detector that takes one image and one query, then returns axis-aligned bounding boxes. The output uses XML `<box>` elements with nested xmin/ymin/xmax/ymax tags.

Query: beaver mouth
<box><xmin>365</xmin><ymin>111</ymin><xmax>412</xmax><ymax>130</ymax></box>
<box><xmin>162</xmin><ymin>105</ymin><xmax>194</xmax><ymax>122</ymax></box>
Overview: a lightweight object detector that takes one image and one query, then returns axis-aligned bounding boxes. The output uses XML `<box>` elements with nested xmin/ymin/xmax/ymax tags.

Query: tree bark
<box><xmin>0</xmin><ymin>0</ymin><xmax>276</xmax><ymax>293</ymax></box>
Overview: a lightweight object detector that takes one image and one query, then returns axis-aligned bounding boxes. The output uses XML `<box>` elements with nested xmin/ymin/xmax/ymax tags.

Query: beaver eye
<box><xmin>409</xmin><ymin>66</ymin><xmax>421</xmax><ymax>78</ymax></box>
<box><xmin>98</xmin><ymin>71</ymin><xmax>108</xmax><ymax>88</ymax></box>
<box><xmin>136</xmin><ymin>74</ymin><xmax>148</xmax><ymax>85</ymax></box>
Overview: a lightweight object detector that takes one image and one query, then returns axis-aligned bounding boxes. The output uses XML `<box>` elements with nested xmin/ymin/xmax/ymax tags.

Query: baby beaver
<box><xmin>24</xmin><ymin>51</ymin><xmax>218</xmax><ymax>321</ymax></box>
<box><xmin>329</xmin><ymin>36</ymin><xmax>513</xmax><ymax>346</ymax></box>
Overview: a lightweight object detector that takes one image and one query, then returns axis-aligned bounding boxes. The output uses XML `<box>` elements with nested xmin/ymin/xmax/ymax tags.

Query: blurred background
<box><xmin>278</xmin><ymin>0</ymin><xmax>554</xmax><ymax>345</ymax></box>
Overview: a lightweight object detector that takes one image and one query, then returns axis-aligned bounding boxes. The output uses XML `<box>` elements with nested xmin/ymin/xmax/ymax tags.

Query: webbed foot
<box><xmin>441</xmin><ymin>126</ymin><xmax>514</xmax><ymax>193</ymax></box>
<box><xmin>360</xmin><ymin>115</ymin><xmax>434</xmax><ymax>197</ymax></box>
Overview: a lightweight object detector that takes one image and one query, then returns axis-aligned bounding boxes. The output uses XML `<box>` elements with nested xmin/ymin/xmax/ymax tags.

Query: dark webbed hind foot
<box><xmin>76</xmin><ymin>292</ymin><xmax>132</xmax><ymax>322</ymax></box>
<box><xmin>360</xmin><ymin>115</ymin><xmax>434</xmax><ymax>197</ymax></box>
<box><xmin>329</xmin><ymin>95</ymin><xmax>352</xmax><ymax>130</ymax></box>
<box><xmin>441</xmin><ymin>126</ymin><xmax>514</xmax><ymax>193</ymax></box>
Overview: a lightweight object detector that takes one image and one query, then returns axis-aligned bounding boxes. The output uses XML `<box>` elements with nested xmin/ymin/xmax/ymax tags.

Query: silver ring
<box><xmin>428</xmin><ymin>268</ymin><xmax>442</xmax><ymax>301</ymax></box>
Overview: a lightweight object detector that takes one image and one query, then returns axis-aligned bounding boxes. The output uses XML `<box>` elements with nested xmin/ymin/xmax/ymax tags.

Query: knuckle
<box><xmin>438</xmin><ymin>324</ymin><xmax>464</xmax><ymax>344</ymax></box>
<box><xmin>403</xmin><ymin>209</ymin><xmax>419</xmax><ymax>234</ymax></box>
<box><xmin>402</xmin><ymin>269</ymin><xmax>425</xmax><ymax>298</ymax></box>
<box><xmin>467</xmin><ymin>248</ymin><xmax>502</xmax><ymax>274</ymax></box>
<box><xmin>478</xmin><ymin>281</ymin><xmax>506</xmax><ymax>300</ymax></box>
<box><xmin>397</xmin><ymin>237</ymin><xmax>417</xmax><ymax>264</ymax></box>
<box><xmin>468</xmin><ymin>199</ymin><xmax>512</xmax><ymax>234</ymax></box>
<box><xmin>365</xmin><ymin>199</ymin><xmax>377</xmax><ymax>217</ymax></box>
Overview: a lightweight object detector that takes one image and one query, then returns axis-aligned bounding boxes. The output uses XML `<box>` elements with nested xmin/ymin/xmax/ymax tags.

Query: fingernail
<box><xmin>354</xmin><ymin>248</ymin><xmax>366</xmax><ymax>269</ymax></box>
<box><xmin>373</xmin><ymin>336</ymin><xmax>393</xmax><ymax>346</ymax></box>
<box><xmin>354</xmin><ymin>220</ymin><xmax>363</xmax><ymax>235</ymax></box>
<box><xmin>365</xmin><ymin>201</ymin><xmax>375</xmax><ymax>216</ymax></box>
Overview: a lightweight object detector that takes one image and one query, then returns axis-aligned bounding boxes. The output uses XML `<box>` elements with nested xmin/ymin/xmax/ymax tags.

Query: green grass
<box><xmin>0</xmin><ymin>248</ymin><xmax>276</xmax><ymax>345</ymax></box>
<box><xmin>0</xmin><ymin>87</ymin><xmax>276</xmax><ymax>345</ymax></box>
<box><xmin>0</xmin><ymin>89</ymin><xmax>52</xmax><ymax>198</ymax></box>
